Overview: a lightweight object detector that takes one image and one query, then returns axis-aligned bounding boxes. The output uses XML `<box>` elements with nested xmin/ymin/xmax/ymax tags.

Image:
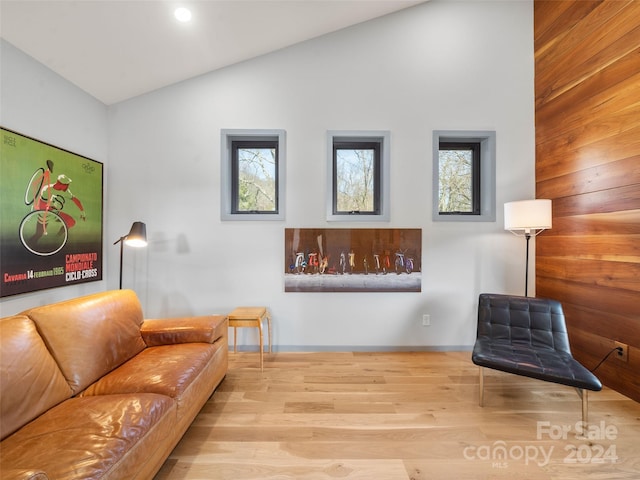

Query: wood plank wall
<box><xmin>534</xmin><ymin>0</ymin><xmax>640</xmax><ymax>402</ymax></box>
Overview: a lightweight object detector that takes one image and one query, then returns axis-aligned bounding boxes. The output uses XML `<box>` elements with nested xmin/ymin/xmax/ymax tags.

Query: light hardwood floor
<box><xmin>155</xmin><ymin>351</ymin><xmax>640</xmax><ymax>479</ymax></box>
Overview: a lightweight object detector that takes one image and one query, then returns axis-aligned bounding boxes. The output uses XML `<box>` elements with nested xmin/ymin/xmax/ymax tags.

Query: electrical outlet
<box><xmin>422</xmin><ymin>314</ymin><xmax>430</xmax><ymax>326</ymax></box>
<box><xmin>614</xmin><ymin>341</ymin><xmax>628</xmax><ymax>362</ymax></box>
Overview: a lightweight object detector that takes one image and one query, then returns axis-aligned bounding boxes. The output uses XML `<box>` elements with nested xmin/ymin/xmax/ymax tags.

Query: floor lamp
<box><xmin>113</xmin><ymin>221</ymin><xmax>147</xmax><ymax>289</ymax></box>
<box><xmin>504</xmin><ymin>200</ymin><xmax>552</xmax><ymax>297</ymax></box>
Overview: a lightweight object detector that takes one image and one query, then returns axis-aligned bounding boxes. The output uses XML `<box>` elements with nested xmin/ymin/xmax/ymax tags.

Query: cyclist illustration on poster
<box><xmin>1</xmin><ymin>127</ymin><xmax>103</xmax><ymax>297</ymax></box>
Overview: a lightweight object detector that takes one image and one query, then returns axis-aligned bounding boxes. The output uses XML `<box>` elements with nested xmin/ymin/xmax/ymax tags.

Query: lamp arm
<box><xmin>113</xmin><ymin>235</ymin><xmax>127</xmax><ymax>245</ymax></box>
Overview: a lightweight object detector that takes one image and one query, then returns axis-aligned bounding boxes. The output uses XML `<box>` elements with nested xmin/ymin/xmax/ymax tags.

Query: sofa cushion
<box><xmin>0</xmin><ymin>469</ymin><xmax>48</xmax><ymax>480</ymax></box>
<box><xmin>0</xmin><ymin>393</ymin><xmax>176</xmax><ymax>480</ymax></box>
<box><xmin>81</xmin><ymin>342</ymin><xmax>225</xmax><ymax>413</ymax></box>
<box><xmin>22</xmin><ymin>290</ymin><xmax>147</xmax><ymax>395</ymax></box>
<box><xmin>0</xmin><ymin>315</ymin><xmax>72</xmax><ymax>441</ymax></box>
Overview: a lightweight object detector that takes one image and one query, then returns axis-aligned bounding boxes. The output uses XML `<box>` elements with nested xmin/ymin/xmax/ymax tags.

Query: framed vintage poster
<box><xmin>285</xmin><ymin>228</ymin><xmax>421</xmax><ymax>292</ymax></box>
<box><xmin>1</xmin><ymin>127</ymin><xmax>104</xmax><ymax>297</ymax></box>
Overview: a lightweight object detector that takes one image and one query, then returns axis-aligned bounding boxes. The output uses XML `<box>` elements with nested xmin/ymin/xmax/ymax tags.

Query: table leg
<box><xmin>233</xmin><ymin>326</ymin><xmax>237</xmax><ymax>353</ymax></box>
<box><xmin>267</xmin><ymin>312</ymin><xmax>272</xmax><ymax>354</ymax></box>
<box><xmin>258</xmin><ymin>321</ymin><xmax>263</xmax><ymax>372</ymax></box>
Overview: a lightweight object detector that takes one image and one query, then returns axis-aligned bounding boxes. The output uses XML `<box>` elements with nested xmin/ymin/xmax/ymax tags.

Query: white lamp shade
<box><xmin>504</xmin><ymin>199</ymin><xmax>552</xmax><ymax>232</ymax></box>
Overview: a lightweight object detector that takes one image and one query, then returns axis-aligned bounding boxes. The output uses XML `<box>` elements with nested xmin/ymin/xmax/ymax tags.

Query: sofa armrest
<box><xmin>141</xmin><ymin>315</ymin><xmax>227</xmax><ymax>347</ymax></box>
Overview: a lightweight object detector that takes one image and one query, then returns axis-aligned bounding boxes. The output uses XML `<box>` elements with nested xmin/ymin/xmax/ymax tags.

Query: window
<box><xmin>231</xmin><ymin>141</ymin><xmax>278</xmax><ymax>214</ymax></box>
<box><xmin>221</xmin><ymin>129</ymin><xmax>285</xmax><ymax>221</ymax></box>
<box><xmin>327</xmin><ymin>131</ymin><xmax>390</xmax><ymax>222</ymax></box>
<box><xmin>333</xmin><ymin>141</ymin><xmax>380</xmax><ymax>215</ymax></box>
<box><xmin>433</xmin><ymin>131</ymin><xmax>496</xmax><ymax>222</ymax></box>
<box><xmin>438</xmin><ymin>142</ymin><xmax>480</xmax><ymax>215</ymax></box>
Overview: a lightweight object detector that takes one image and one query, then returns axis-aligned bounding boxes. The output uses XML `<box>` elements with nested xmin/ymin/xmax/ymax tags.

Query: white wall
<box><xmin>107</xmin><ymin>0</ymin><xmax>535</xmax><ymax>350</ymax></box>
<box><xmin>2</xmin><ymin>1</ymin><xmax>535</xmax><ymax>350</ymax></box>
<box><xmin>0</xmin><ymin>39</ymin><xmax>109</xmax><ymax>315</ymax></box>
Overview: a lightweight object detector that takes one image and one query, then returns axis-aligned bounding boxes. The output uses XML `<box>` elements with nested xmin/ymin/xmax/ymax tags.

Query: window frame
<box><xmin>327</xmin><ymin>130</ymin><xmax>390</xmax><ymax>222</ymax></box>
<box><xmin>432</xmin><ymin>130</ymin><xmax>496</xmax><ymax>222</ymax></box>
<box><xmin>221</xmin><ymin>129</ymin><xmax>286</xmax><ymax>221</ymax></box>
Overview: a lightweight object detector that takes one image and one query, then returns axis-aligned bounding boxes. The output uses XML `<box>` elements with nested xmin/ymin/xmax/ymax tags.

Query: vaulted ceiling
<box><xmin>1</xmin><ymin>0</ymin><xmax>425</xmax><ymax>104</ymax></box>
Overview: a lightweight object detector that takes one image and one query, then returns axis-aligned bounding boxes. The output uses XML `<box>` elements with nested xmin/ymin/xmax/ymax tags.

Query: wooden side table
<box><xmin>227</xmin><ymin>307</ymin><xmax>272</xmax><ymax>371</ymax></box>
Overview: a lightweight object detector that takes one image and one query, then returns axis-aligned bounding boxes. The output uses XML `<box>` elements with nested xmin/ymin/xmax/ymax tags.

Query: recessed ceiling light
<box><xmin>174</xmin><ymin>7</ymin><xmax>192</xmax><ymax>23</ymax></box>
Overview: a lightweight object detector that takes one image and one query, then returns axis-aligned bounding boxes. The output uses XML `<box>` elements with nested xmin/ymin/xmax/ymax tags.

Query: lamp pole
<box><xmin>113</xmin><ymin>235</ymin><xmax>126</xmax><ymax>289</ymax></box>
<box><xmin>525</xmin><ymin>231</ymin><xmax>531</xmax><ymax>297</ymax></box>
<box><xmin>119</xmin><ymin>237</ymin><xmax>124</xmax><ymax>289</ymax></box>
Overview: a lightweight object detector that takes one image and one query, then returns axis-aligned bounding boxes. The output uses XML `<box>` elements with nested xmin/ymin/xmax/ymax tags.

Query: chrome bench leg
<box><xmin>575</xmin><ymin>388</ymin><xmax>588</xmax><ymax>425</ymax></box>
<box><xmin>479</xmin><ymin>366</ymin><xmax>484</xmax><ymax>407</ymax></box>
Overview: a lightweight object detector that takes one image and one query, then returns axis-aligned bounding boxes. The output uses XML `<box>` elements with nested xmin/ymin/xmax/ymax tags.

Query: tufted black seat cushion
<box><xmin>472</xmin><ymin>293</ymin><xmax>602</xmax><ymax>391</ymax></box>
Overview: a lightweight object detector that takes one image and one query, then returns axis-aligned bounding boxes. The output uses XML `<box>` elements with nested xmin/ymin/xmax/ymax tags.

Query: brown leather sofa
<box><xmin>0</xmin><ymin>289</ymin><xmax>228</xmax><ymax>480</ymax></box>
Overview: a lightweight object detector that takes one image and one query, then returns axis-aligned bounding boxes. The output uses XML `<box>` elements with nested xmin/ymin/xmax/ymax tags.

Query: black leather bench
<box><xmin>472</xmin><ymin>293</ymin><xmax>602</xmax><ymax>423</ymax></box>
